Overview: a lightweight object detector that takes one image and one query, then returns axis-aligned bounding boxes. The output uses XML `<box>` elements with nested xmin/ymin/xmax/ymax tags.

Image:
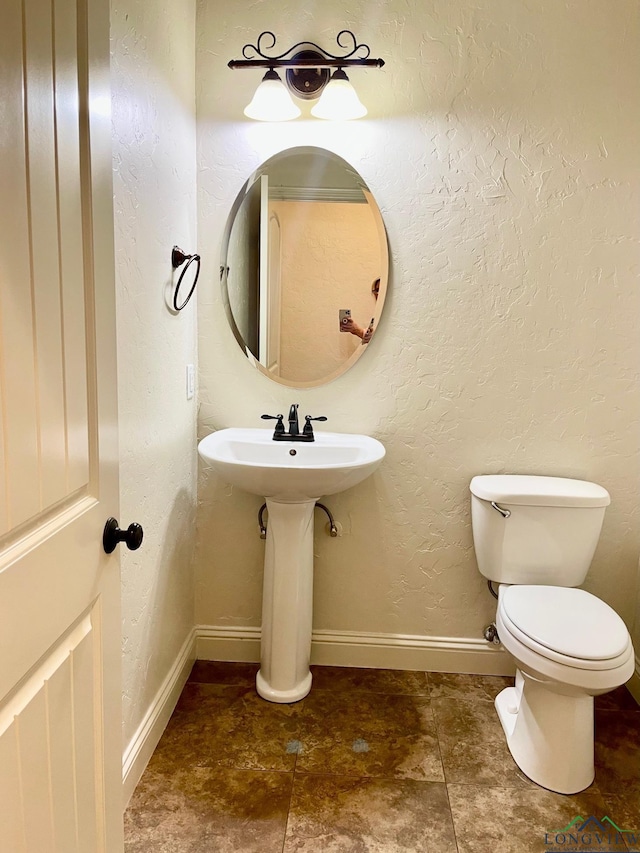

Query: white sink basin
<box><xmin>198</xmin><ymin>427</ymin><xmax>385</xmax><ymax>502</ymax></box>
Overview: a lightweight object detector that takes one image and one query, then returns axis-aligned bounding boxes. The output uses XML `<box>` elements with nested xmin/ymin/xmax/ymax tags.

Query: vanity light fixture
<box><xmin>229</xmin><ymin>31</ymin><xmax>384</xmax><ymax>121</ymax></box>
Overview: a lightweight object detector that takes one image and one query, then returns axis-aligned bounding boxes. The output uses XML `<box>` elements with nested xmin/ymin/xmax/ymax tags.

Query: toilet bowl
<box><xmin>469</xmin><ymin>474</ymin><xmax>635</xmax><ymax>794</ymax></box>
<box><xmin>494</xmin><ymin>584</ymin><xmax>634</xmax><ymax>794</ymax></box>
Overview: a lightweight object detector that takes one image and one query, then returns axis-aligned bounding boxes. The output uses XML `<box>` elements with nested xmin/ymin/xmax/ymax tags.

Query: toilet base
<box><xmin>495</xmin><ymin>670</ymin><xmax>595</xmax><ymax>794</ymax></box>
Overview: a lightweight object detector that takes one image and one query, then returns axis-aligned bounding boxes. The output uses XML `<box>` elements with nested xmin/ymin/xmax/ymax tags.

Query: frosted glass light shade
<box><xmin>310</xmin><ymin>69</ymin><xmax>367</xmax><ymax>120</ymax></box>
<box><xmin>244</xmin><ymin>70</ymin><xmax>301</xmax><ymax>121</ymax></box>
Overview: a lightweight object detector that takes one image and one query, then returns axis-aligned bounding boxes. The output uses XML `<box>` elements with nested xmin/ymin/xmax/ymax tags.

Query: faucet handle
<box><xmin>261</xmin><ymin>413</ymin><xmax>285</xmax><ymax>436</ymax></box>
<box><xmin>302</xmin><ymin>415</ymin><xmax>328</xmax><ymax>437</ymax></box>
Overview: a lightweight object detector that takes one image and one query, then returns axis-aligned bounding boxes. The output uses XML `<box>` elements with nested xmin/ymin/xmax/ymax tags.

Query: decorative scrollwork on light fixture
<box><xmin>235</xmin><ymin>30</ymin><xmax>376</xmax><ymax>64</ymax></box>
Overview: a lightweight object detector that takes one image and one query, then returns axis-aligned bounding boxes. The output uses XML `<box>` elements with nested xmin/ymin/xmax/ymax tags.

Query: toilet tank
<box><xmin>470</xmin><ymin>475</ymin><xmax>610</xmax><ymax>586</ymax></box>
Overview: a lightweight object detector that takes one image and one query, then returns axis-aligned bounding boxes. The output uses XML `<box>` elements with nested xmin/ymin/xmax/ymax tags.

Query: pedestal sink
<box><xmin>198</xmin><ymin>428</ymin><xmax>385</xmax><ymax>703</ymax></box>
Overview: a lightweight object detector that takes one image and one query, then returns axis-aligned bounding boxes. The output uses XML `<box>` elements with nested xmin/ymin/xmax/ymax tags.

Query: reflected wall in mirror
<box><xmin>221</xmin><ymin>147</ymin><xmax>389</xmax><ymax>388</ymax></box>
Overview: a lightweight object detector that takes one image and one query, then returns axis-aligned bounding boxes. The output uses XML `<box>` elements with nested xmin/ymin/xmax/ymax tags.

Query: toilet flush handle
<box><xmin>491</xmin><ymin>501</ymin><xmax>511</xmax><ymax>519</ymax></box>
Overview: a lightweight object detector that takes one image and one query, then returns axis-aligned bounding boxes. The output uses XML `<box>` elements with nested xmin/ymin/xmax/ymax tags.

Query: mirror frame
<box><xmin>220</xmin><ymin>146</ymin><xmax>389</xmax><ymax>388</ymax></box>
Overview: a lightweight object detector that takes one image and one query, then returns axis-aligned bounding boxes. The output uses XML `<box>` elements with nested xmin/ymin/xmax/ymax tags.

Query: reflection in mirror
<box><xmin>221</xmin><ymin>147</ymin><xmax>388</xmax><ymax>388</ymax></box>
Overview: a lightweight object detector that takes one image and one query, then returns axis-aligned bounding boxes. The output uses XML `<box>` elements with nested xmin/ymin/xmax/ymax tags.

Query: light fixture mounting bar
<box><xmin>229</xmin><ymin>58</ymin><xmax>383</xmax><ymax>69</ymax></box>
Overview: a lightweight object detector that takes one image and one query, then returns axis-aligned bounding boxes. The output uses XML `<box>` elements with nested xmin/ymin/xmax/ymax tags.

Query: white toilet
<box><xmin>470</xmin><ymin>474</ymin><xmax>635</xmax><ymax>795</ymax></box>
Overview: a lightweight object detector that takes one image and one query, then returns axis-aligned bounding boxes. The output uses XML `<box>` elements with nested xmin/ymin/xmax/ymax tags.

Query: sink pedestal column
<box><xmin>256</xmin><ymin>498</ymin><xmax>315</xmax><ymax>703</ymax></box>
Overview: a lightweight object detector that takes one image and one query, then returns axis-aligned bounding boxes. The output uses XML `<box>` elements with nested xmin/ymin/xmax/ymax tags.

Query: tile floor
<box><xmin>125</xmin><ymin>663</ymin><xmax>640</xmax><ymax>852</ymax></box>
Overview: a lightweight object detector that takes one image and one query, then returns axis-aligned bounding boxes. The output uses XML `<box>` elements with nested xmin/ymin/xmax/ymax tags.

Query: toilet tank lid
<box><xmin>470</xmin><ymin>475</ymin><xmax>610</xmax><ymax>507</ymax></box>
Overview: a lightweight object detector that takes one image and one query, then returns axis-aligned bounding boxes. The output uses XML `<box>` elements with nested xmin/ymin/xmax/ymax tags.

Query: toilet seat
<box><xmin>499</xmin><ymin>585</ymin><xmax>632</xmax><ymax>672</ymax></box>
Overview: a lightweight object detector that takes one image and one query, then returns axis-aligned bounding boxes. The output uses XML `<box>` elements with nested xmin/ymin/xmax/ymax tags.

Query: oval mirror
<box><xmin>221</xmin><ymin>146</ymin><xmax>389</xmax><ymax>388</ymax></box>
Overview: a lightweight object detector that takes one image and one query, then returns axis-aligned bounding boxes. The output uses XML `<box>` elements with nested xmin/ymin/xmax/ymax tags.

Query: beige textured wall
<box><xmin>195</xmin><ymin>1</ymin><xmax>640</xmax><ymax>652</ymax></box>
<box><xmin>111</xmin><ymin>0</ymin><xmax>197</xmax><ymax>749</ymax></box>
<box><xmin>274</xmin><ymin>200</ymin><xmax>379</xmax><ymax>382</ymax></box>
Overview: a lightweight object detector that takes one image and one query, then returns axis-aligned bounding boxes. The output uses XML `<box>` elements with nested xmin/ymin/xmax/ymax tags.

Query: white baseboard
<box><xmin>626</xmin><ymin>656</ymin><xmax>640</xmax><ymax>706</ymax></box>
<box><xmin>195</xmin><ymin>624</ymin><xmax>515</xmax><ymax>676</ymax></box>
<box><xmin>122</xmin><ymin>628</ymin><xmax>196</xmax><ymax>808</ymax></box>
<box><xmin>195</xmin><ymin>625</ymin><xmax>261</xmax><ymax>663</ymax></box>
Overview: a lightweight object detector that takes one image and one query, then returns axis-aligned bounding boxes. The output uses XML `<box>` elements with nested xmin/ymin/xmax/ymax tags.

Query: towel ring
<box><xmin>171</xmin><ymin>246</ymin><xmax>201</xmax><ymax>311</ymax></box>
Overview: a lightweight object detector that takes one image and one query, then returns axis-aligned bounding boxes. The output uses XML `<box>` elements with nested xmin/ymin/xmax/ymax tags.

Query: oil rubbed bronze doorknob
<box><xmin>103</xmin><ymin>517</ymin><xmax>144</xmax><ymax>554</ymax></box>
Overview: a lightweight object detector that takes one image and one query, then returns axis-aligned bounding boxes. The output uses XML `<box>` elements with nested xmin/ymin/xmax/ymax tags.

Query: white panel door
<box><xmin>258</xmin><ymin>173</ymin><xmax>269</xmax><ymax>365</ymax></box>
<box><xmin>0</xmin><ymin>0</ymin><xmax>122</xmax><ymax>849</ymax></box>
<box><xmin>266</xmin><ymin>210</ymin><xmax>282</xmax><ymax>375</ymax></box>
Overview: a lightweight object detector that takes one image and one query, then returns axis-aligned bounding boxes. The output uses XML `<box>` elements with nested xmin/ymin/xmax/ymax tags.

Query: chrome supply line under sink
<box><xmin>259</xmin><ymin>502</ymin><xmax>338</xmax><ymax>538</ymax></box>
